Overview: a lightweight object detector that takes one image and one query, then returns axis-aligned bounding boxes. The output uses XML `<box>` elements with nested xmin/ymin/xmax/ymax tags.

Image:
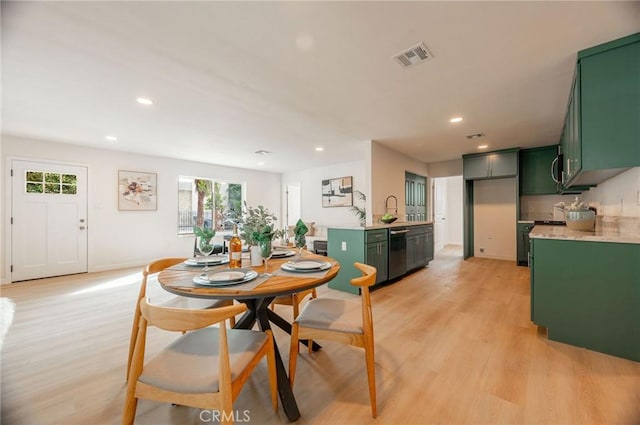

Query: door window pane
<box><xmin>25</xmin><ymin>170</ymin><xmax>77</xmax><ymax>195</ymax></box>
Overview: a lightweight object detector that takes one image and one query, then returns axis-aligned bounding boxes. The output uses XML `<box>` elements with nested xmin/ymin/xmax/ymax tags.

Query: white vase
<box><xmin>250</xmin><ymin>245</ymin><xmax>263</xmax><ymax>267</ymax></box>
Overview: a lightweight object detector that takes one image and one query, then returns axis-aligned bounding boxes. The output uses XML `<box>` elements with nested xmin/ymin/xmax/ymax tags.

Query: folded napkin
<box><xmin>294</xmin><ymin>219</ymin><xmax>308</xmax><ymax>236</ymax></box>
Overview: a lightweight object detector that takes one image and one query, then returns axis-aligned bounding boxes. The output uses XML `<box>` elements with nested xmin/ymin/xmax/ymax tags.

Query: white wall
<box><xmin>428</xmin><ymin>159</ymin><xmax>463</xmax><ymax>178</ymax></box>
<box><xmin>371</xmin><ymin>141</ymin><xmax>429</xmax><ymax>221</ymax></box>
<box><xmin>281</xmin><ymin>159</ymin><xmax>367</xmax><ymax>228</ymax></box>
<box><xmin>1</xmin><ymin>135</ymin><xmax>281</xmax><ymax>283</ymax></box>
<box><xmin>473</xmin><ymin>178</ymin><xmax>517</xmax><ymax>261</ymax></box>
<box><xmin>584</xmin><ymin>167</ymin><xmax>640</xmax><ymax>218</ymax></box>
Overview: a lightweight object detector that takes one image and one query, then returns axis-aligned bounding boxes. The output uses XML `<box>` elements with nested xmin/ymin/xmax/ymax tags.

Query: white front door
<box><xmin>286</xmin><ymin>184</ymin><xmax>301</xmax><ymax>226</ymax></box>
<box><xmin>433</xmin><ymin>178</ymin><xmax>447</xmax><ymax>252</ymax></box>
<box><xmin>11</xmin><ymin>160</ymin><xmax>88</xmax><ymax>281</ymax></box>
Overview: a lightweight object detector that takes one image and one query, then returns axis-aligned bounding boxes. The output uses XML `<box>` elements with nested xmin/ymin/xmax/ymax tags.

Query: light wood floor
<box><xmin>2</xmin><ymin>246</ymin><xmax>639</xmax><ymax>424</ymax></box>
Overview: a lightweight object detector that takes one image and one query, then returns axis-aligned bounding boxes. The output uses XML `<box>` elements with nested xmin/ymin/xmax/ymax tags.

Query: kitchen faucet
<box><xmin>385</xmin><ymin>195</ymin><xmax>398</xmax><ymax>215</ymax></box>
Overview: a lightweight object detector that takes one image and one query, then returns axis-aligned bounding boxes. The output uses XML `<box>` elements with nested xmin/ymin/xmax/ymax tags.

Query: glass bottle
<box><xmin>229</xmin><ymin>224</ymin><xmax>242</xmax><ymax>268</ymax></box>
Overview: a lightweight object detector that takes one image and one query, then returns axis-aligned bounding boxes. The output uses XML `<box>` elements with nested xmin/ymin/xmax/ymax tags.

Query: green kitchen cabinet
<box><xmin>406</xmin><ymin>224</ymin><xmax>433</xmax><ymax>271</ymax></box>
<box><xmin>365</xmin><ymin>229</ymin><xmax>388</xmax><ymax>285</ymax></box>
<box><xmin>328</xmin><ymin>227</ymin><xmax>388</xmax><ymax>294</ymax></box>
<box><xmin>463</xmin><ymin>149</ymin><xmax>519</xmax><ymax>180</ymax></box>
<box><xmin>425</xmin><ymin>224</ymin><xmax>434</xmax><ymax>264</ymax></box>
<box><xmin>519</xmin><ymin>146</ymin><xmax>558</xmax><ymax>195</ymax></box>
<box><xmin>530</xmin><ymin>237</ymin><xmax>640</xmax><ymax>361</ymax></box>
<box><xmin>561</xmin><ymin>33</ymin><xmax>640</xmax><ymax>187</ymax></box>
<box><xmin>516</xmin><ymin>222</ymin><xmax>533</xmax><ymax>266</ymax></box>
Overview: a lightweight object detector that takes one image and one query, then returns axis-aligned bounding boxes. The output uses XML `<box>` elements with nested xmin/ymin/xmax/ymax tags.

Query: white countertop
<box><xmin>530</xmin><ymin>217</ymin><xmax>640</xmax><ymax>244</ymax></box>
<box><xmin>329</xmin><ymin>221</ymin><xmax>433</xmax><ymax>231</ymax></box>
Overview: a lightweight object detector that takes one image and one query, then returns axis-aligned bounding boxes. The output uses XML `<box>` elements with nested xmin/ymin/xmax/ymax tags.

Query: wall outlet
<box><xmin>480</xmin><ymin>248</ymin><xmax>485</xmax><ymax>253</ymax></box>
<box><xmin>341</xmin><ymin>241</ymin><xmax>347</xmax><ymax>251</ymax></box>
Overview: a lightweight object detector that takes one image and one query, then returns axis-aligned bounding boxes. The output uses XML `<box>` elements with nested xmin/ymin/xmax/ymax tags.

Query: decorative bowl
<box><xmin>381</xmin><ymin>216</ymin><xmax>398</xmax><ymax>224</ymax></box>
<box><xmin>565</xmin><ymin>210</ymin><xmax>595</xmax><ymax>231</ymax></box>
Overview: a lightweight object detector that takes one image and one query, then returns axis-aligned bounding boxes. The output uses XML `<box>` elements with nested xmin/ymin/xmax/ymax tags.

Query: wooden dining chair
<box><xmin>270</xmin><ymin>288</ymin><xmax>317</xmax><ymax>321</ymax></box>
<box><xmin>126</xmin><ymin>257</ymin><xmax>235</xmax><ymax>380</ymax></box>
<box><xmin>289</xmin><ymin>262</ymin><xmax>378</xmax><ymax>418</ymax></box>
<box><xmin>123</xmin><ymin>300</ymin><xmax>278</xmax><ymax>425</ymax></box>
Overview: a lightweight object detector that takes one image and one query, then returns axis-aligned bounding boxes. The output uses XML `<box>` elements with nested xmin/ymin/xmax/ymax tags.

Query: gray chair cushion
<box><xmin>139</xmin><ymin>328</ymin><xmax>267</xmax><ymax>393</ymax></box>
<box><xmin>161</xmin><ymin>296</ymin><xmax>229</xmax><ymax>310</ymax></box>
<box><xmin>295</xmin><ymin>298</ymin><xmax>363</xmax><ymax>334</ymax></box>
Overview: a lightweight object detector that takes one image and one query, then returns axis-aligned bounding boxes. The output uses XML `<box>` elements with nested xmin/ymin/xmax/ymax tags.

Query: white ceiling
<box><xmin>2</xmin><ymin>1</ymin><xmax>639</xmax><ymax>173</ymax></box>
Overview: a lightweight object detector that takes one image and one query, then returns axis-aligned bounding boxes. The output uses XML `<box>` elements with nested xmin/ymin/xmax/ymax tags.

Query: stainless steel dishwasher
<box><xmin>388</xmin><ymin>227</ymin><xmax>408</xmax><ymax>280</ymax></box>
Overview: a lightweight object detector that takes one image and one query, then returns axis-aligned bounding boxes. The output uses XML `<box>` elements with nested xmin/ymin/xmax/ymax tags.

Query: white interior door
<box><xmin>433</xmin><ymin>178</ymin><xmax>447</xmax><ymax>251</ymax></box>
<box><xmin>286</xmin><ymin>184</ymin><xmax>301</xmax><ymax>226</ymax></box>
<box><xmin>11</xmin><ymin>160</ymin><xmax>88</xmax><ymax>281</ymax></box>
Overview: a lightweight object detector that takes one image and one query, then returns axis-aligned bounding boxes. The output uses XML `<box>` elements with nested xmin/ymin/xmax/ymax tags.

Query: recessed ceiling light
<box><xmin>258</xmin><ymin>162</ymin><xmax>265</xmax><ymax>166</ymax></box>
<box><xmin>105</xmin><ymin>135</ymin><xmax>118</xmax><ymax>142</ymax></box>
<box><xmin>449</xmin><ymin>117</ymin><xmax>463</xmax><ymax>123</ymax></box>
<box><xmin>254</xmin><ymin>150</ymin><xmax>272</xmax><ymax>155</ymax></box>
<box><xmin>315</xmin><ymin>147</ymin><xmax>324</xmax><ymax>152</ymax></box>
<box><xmin>136</xmin><ymin>97</ymin><xmax>153</xmax><ymax>105</ymax></box>
<box><xmin>478</xmin><ymin>144</ymin><xmax>489</xmax><ymax>149</ymax></box>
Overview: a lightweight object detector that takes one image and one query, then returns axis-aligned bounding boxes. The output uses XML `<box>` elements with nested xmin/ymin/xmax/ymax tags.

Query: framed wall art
<box><xmin>118</xmin><ymin>170</ymin><xmax>157</xmax><ymax>211</ymax></box>
<box><xmin>322</xmin><ymin>176</ymin><xmax>353</xmax><ymax>207</ymax></box>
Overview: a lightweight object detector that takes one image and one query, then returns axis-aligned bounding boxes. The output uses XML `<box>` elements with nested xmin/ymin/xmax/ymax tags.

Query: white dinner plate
<box><xmin>193</xmin><ymin>269</ymin><xmax>258</xmax><ymax>286</ymax></box>
<box><xmin>208</xmin><ymin>270</ymin><xmax>246</xmax><ymax>282</ymax></box>
<box><xmin>281</xmin><ymin>261</ymin><xmax>331</xmax><ymax>273</ymax></box>
<box><xmin>271</xmin><ymin>250</ymin><xmax>296</xmax><ymax>259</ymax></box>
<box><xmin>288</xmin><ymin>260</ymin><xmax>325</xmax><ymax>270</ymax></box>
<box><xmin>185</xmin><ymin>255</ymin><xmax>229</xmax><ymax>266</ymax></box>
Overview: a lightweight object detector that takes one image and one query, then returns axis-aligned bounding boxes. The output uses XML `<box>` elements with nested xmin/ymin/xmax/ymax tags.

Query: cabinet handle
<box><xmin>551</xmin><ymin>157</ymin><xmax>560</xmax><ymax>184</ymax></box>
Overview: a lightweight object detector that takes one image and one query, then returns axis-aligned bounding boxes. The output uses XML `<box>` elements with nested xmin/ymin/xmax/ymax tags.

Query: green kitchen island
<box><xmin>327</xmin><ymin>222</ymin><xmax>434</xmax><ymax>294</ymax></box>
<box><xmin>530</xmin><ymin>222</ymin><xmax>640</xmax><ymax>361</ymax></box>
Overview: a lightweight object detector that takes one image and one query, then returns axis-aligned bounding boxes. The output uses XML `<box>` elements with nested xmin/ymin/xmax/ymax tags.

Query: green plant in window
<box><xmin>62</xmin><ymin>174</ymin><xmax>77</xmax><ymax>184</ymax></box>
<box><xmin>26</xmin><ymin>171</ymin><xmax>43</xmax><ymax>182</ymax></box>
<box><xmin>26</xmin><ymin>183</ymin><xmax>43</xmax><ymax>193</ymax></box>
<box><xmin>45</xmin><ymin>173</ymin><xmax>61</xmax><ymax>183</ymax></box>
<box><xmin>45</xmin><ymin>183</ymin><xmax>60</xmax><ymax>193</ymax></box>
<box><xmin>62</xmin><ymin>185</ymin><xmax>77</xmax><ymax>195</ymax></box>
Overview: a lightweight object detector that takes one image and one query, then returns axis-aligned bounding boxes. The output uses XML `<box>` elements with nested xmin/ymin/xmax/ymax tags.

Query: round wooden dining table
<box><xmin>158</xmin><ymin>252</ymin><xmax>341</xmax><ymax>422</ymax></box>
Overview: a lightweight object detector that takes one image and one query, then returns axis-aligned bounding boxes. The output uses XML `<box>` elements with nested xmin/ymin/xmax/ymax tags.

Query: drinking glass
<box><xmin>259</xmin><ymin>239</ymin><xmax>273</xmax><ymax>277</ymax></box>
<box><xmin>295</xmin><ymin>236</ymin><xmax>306</xmax><ymax>258</ymax></box>
<box><xmin>197</xmin><ymin>236</ymin><xmax>214</xmax><ymax>272</ymax></box>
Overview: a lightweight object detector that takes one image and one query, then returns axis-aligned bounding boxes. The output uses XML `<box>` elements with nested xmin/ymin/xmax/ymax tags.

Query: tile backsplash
<box><xmin>521</xmin><ymin>167</ymin><xmax>640</xmax><ymax>219</ymax></box>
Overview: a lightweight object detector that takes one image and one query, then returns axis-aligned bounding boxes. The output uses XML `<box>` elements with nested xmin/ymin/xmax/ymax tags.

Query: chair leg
<box><xmin>305</xmin><ymin>291</ymin><xmax>316</xmax><ymax>353</ymax></box>
<box><xmin>125</xmin><ymin>308</ymin><xmax>141</xmax><ymax>380</ymax></box>
<box><xmin>289</xmin><ymin>323</ymin><xmax>300</xmax><ymax>387</ymax></box>
<box><xmin>265</xmin><ymin>333</ymin><xmax>278</xmax><ymax>411</ymax></box>
<box><xmin>364</xmin><ymin>337</ymin><xmax>377</xmax><ymax>418</ymax></box>
<box><xmin>121</xmin><ymin>377</ymin><xmax>139</xmax><ymax>425</ymax></box>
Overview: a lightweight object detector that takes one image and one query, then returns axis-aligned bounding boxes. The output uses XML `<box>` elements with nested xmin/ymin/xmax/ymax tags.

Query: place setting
<box><xmin>193</xmin><ymin>267</ymin><xmax>259</xmax><ymax>287</ymax></box>
<box><xmin>270</xmin><ymin>249</ymin><xmax>296</xmax><ymax>259</ymax></box>
<box><xmin>276</xmin><ymin>258</ymin><xmax>334</xmax><ymax>277</ymax></box>
<box><xmin>184</xmin><ymin>255</ymin><xmax>230</xmax><ymax>267</ymax></box>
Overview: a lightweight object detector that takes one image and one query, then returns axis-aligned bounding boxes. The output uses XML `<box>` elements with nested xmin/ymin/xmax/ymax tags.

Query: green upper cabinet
<box><xmin>463</xmin><ymin>149</ymin><xmax>519</xmax><ymax>180</ymax></box>
<box><xmin>562</xmin><ymin>33</ymin><xmax>640</xmax><ymax>187</ymax></box>
<box><xmin>520</xmin><ymin>145</ymin><xmax>558</xmax><ymax>195</ymax></box>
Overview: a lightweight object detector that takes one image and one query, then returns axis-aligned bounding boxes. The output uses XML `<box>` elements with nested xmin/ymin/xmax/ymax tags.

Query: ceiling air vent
<box><xmin>393</xmin><ymin>42</ymin><xmax>433</xmax><ymax>68</ymax></box>
<box><xmin>466</xmin><ymin>133</ymin><xmax>485</xmax><ymax>140</ymax></box>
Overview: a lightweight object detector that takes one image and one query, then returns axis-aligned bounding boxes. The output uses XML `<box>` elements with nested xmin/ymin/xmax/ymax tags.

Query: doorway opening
<box><xmin>432</xmin><ymin>176</ymin><xmax>463</xmax><ymax>258</ymax></box>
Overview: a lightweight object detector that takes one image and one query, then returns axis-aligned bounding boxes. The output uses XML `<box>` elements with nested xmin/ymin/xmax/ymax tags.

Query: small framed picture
<box><xmin>322</xmin><ymin>176</ymin><xmax>353</xmax><ymax>207</ymax></box>
<box><xmin>118</xmin><ymin>170</ymin><xmax>157</xmax><ymax>211</ymax></box>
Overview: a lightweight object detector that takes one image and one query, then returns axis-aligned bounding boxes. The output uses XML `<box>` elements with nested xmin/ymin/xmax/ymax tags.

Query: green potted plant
<box><xmin>351</xmin><ymin>190</ymin><xmax>366</xmax><ymax>227</ymax></box>
<box><xmin>239</xmin><ymin>203</ymin><xmax>279</xmax><ymax>266</ymax></box>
